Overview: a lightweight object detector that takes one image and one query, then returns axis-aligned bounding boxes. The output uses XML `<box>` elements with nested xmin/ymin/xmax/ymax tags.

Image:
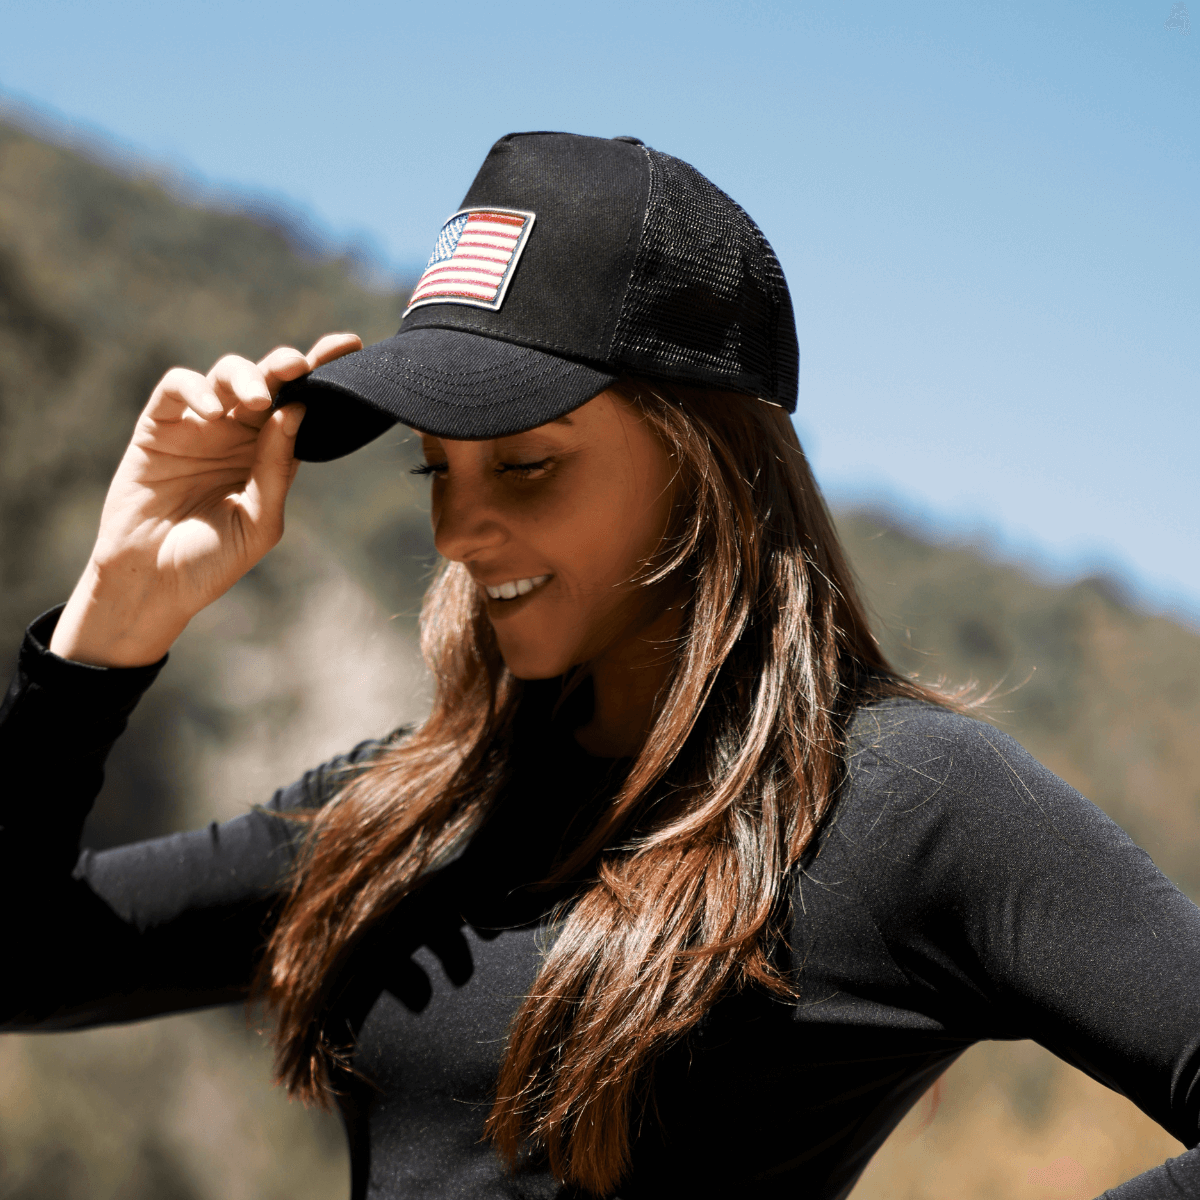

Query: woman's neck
<box><xmin>573</xmin><ymin>596</ymin><xmax>684</xmax><ymax>759</ymax></box>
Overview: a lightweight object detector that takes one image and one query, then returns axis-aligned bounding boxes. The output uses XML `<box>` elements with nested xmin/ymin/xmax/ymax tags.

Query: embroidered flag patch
<box><xmin>404</xmin><ymin>208</ymin><xmax>536</xmax><ymax>315</ymax></box>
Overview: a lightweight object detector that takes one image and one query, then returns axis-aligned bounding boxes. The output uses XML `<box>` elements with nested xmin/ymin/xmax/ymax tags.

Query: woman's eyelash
<box><xmin>495</xmin><ymin>458</ymin><xmax>552</xmax><ymax>476</ymax></box>
<box><xmin>409</xmin><ymin>458</ymin><xmax>553</xmax><ymax>477</ymax></box>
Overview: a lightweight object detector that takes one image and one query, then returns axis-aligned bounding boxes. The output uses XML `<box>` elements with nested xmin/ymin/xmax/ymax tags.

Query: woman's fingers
<box><xmin>147</xmin><ymin>367</ymin><xmax>224</xmax><ymax>422</ymax></box>
<box><xmin>139</xmin><ymin>335</ymin><xmax>359</xmax><ymax>447</ymax></box>
<box><xmin>258</xmin><ymin>345</ymin><xmax>311</xmax><ymax>398</ymax></box>
<box><xmin>239</xmin><ymin>333</ymin><xmax>363</xmax><ymax>406</ymax></box>
<box><xmin>209</xmin><ymin>354</ymin><xmax>273</xmax><ymax>420</ymax></box>
<box><xmin>236</xmin><ymin>333</ymin><xmax>357</xmax><ymax>538</ymax></box>
<box><xmin>241</xmin><ymin>404</ymin><xmax>306</xmax><ymax>536</ymax></box>
<box><xmin>253</xmin><ymin>333</ymin><xmax>362</xmax><ymax>408</ymax></box>
<box><xmin>306</xmin><ymin>332</ymin><xmax>362</xmax><ymax>370</ymax></box>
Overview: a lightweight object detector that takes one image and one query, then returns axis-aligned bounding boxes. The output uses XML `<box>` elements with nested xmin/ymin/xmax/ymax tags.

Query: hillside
<box><xmin>0</xmin><ymin>116</ymin><xmax>1197</xmax><ymax>1200</ymax></box>
<box><xmin>0</xmin><ymin>116</ymin><xmax>425</xmax><ymax>651</ymax></box>
<box><xmin>0</xmin><ymin>117</ymin><xmax>433</xmax><ymax>853</ymax></box>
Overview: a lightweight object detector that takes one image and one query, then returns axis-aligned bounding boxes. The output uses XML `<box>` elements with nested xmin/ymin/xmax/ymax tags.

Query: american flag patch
<box><xmin>404</xmin><ymin>207</ymin><xmax>536</xmax><ymax>315</ymax></box>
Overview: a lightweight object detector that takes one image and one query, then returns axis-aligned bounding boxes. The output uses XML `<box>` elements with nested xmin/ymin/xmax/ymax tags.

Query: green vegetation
<box><xmin>1</xmin><ymin>116</ymin><xmax>1196</xmax><ymax>1200</ymax></box>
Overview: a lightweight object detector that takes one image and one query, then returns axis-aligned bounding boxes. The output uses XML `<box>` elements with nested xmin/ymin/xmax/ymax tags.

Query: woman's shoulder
<box><xmin>846</xmin><ymin>693</ymin><xmax>1015</xmax><ymax>761</ymax></box>
<box><xmin>803</xmin><ymin>704</ymin><xmax>1200</xmax><ymax>1066</ymax></box>
<box><xmin>843</xmin><ymin>695</ymin><xmax>1049</xmax><ymax>804</ymax></box>
<box><xmin>831</xmin><ymin>695</ymin><xmax>1139</xmax><ymax>881</ymax></box>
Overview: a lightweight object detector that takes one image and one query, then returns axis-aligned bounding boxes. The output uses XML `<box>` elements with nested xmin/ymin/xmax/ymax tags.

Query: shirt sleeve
<box><xmin>838</xmin><ymin>700</ymin><xmax>1200</xmax><ymax>1199</ymax></box>
<box><xmin>0</xmin><ymin>606</ymin><xmax>390</xmax><ymax>1031</ymax></box>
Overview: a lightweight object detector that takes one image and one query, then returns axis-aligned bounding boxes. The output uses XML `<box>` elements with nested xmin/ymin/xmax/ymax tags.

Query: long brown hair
<box><xmin>254</xmin><ymin>378</ymin><xmax>950</xmax><ymax>1194</ymax></box>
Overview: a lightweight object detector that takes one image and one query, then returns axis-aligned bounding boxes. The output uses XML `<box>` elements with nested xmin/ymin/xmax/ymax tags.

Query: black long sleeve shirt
<box><xmin>3</xmin><ymin>606</ymin><xmax>1200</xmax><ymax>1199</ymax></box>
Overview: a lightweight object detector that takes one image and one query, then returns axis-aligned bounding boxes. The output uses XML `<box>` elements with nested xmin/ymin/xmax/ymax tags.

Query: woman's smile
<box><xmin>480</xmin><ymin>573</ymin><xmax>552</xmax><ymax>602</ymax></box>
<box><xmin>416</xmin><ymin>388</ymin><xmax>679</xmax><ymax>685</ymax></box>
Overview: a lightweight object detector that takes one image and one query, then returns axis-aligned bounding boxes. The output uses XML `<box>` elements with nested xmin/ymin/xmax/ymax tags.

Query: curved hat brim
<box><xmin>275</xmin><ymin>327</ymin><xmax>619</xmax><ymax>463</ymax></box>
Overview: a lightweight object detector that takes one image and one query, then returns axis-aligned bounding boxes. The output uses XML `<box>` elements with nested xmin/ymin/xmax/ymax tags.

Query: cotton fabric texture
<box><xmin>3</xmin><ymin>607</ymin><xmax>1200</xmax><ymax>1198</ymax></box>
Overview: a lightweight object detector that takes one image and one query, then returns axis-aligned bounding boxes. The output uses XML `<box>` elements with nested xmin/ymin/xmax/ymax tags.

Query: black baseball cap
<box><xmin>277</xmin><ymin>131</ymin><xmax>799</xmax><ymax>462</ymax></box>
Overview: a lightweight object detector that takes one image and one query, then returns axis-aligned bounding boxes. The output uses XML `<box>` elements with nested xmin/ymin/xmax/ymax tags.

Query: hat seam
<box><xmin>395</xmin><ymin>319</ymin><xmax>614</xmax><ymax>368</ymax></box>
<box><xmin>358</xmin><ymin>359</ymin><xmax>575</xmax><ymax>388</ymax></box>
<box><xmin>598</xmin><ymin>141</ymin><xmax>652</xmax><ymax>362</ymax></box>
<box><xmin>336</xmin><ymin>351</ymin><xmax>596</xmax><ymax>390</ymax></box>
<box><xmin>329</xmin><ymin>359</ymin><xmax>614</xmax><ymax>412</ymax></box>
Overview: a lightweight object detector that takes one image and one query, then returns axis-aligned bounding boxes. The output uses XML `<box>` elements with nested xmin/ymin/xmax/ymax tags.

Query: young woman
<box><xmin>3</xmin><ymin>132</ymin><xmax>1198</xmax><ymax>1200</ymax></box>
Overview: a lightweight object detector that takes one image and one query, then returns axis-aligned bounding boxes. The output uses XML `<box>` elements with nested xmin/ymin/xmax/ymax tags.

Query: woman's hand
<box><xmin>49</xmin><ymin>333</ymin><xmax>362</xmax><ymax>667</ymax></box>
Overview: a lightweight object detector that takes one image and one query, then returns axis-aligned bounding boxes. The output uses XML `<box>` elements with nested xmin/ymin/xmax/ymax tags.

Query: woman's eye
<box><xmin>410</xmin><ymin>461</ymin><xmax>448</xmax><ymax>477</ymax></box>
<box><xmin>495</xmin><ymin>458</ymin><xmax>553</xmax><ymax>478</ymax></box>
<box><xmin>408</xmin><ymin>458</ymin><xmax>553</xmax><ymax>479</ymax></box>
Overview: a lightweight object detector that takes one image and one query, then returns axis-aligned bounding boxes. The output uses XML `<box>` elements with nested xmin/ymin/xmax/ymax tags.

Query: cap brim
<box><xmin>274</xmin><ymin>327</ymin><xmax>619</xmax><ymax>462</ymax></box>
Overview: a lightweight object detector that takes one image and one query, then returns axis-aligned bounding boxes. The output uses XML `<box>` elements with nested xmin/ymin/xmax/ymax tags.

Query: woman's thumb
<box><xmin>243</xmin><ymin>404</ymin><xmax>305</xmax><ymax>535</ymax></box>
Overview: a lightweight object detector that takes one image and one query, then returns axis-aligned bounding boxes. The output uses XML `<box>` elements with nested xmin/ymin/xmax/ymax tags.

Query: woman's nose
<box><xmin>432</xmin><ymin>473</ymin><xmax>507</xmax><ymax>563</ymax></box>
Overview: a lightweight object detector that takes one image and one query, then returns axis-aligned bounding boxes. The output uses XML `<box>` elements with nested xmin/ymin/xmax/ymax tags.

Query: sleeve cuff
<box><xmin>17</xmin><ymin>605</ymin><xmax>169</xmax><ymax>708</ymax></box>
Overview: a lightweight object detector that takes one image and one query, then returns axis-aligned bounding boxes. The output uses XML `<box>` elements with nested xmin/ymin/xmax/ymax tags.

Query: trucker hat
<box><xmin>276</xmin><ymin>131</ymin><xmax>799</xmax><ymax>462</ymax></box>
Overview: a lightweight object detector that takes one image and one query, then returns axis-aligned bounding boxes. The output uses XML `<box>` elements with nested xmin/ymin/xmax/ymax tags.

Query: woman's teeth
<box><xmin>486</xmin><ymin>574</ymin><xmax>550</xmax><ymax>601</ymax></box>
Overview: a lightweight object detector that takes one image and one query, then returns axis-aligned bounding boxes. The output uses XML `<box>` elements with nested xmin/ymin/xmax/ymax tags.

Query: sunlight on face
<box><xmin>415</xmin><ymin>390</ymin><xmax>679</xmax><ymax>680</ymax></box>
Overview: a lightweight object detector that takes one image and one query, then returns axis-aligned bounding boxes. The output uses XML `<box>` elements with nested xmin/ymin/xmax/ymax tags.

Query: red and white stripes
<box><xmin>405</xmin><ymin>209</ymin><xmax>535</xmax><ymax>313</ymax></box>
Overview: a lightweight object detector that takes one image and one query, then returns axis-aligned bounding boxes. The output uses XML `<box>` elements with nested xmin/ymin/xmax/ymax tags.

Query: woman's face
<box><xmin>417</xmin><ymin>390</ymin><xmax>679</xmax><ymax>680</ymax></box>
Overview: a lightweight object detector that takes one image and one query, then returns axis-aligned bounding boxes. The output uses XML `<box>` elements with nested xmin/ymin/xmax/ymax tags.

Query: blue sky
<box><xmin>2</xmin><ymin>0</ymin><xmax>1197</xmax><ymax>622</ymax></box>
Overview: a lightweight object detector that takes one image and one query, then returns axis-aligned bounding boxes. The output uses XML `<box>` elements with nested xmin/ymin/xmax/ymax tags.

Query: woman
<box><xmin>3</xmin><ymin>132</ymin><xmax>1198</xmax><ymax>1200</ymax></box>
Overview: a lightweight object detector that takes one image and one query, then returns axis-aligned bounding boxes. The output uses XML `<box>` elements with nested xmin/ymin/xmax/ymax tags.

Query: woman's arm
<box><xmin>0</xmin><ymin>333</ymin><xmax>368</xmax><ymax>1025</ymax></box>
<box><xmin>0</xmin><ymin>606</ymin><xmax>386</xmax><ymax>1030</ymax></box>
<box><xmin>840</xmin><ymin>700</ymin><xmax>1200</xmax><ymax>1198</ymax></box>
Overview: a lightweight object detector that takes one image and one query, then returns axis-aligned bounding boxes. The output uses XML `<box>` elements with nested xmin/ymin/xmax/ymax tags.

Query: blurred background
<box><xmin>0</xmin><ymin>2</ymin><xmax>1196</xmax><ymax>1198</ymax></box>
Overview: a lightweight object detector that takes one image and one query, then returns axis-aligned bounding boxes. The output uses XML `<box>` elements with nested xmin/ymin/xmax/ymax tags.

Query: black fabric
<box><xmin>404</xmin><ymin>134</ymin><xmax>651</xmax><ymax>362</ymax></box>
<box><xmin>277</xmin><ymin>132</ymin><xmax>798</xmax><ymax>461</ymax></box>
<box><xmin>288</xmin><ymin>329</ymin><xmax>619</xmax><ymax>458</ymax></box>
<box><xmin>4</xmin><ymin>610</ymin><xmax>1200</xmax><ymax>1200</ymax></box>
<box><xmin>0</xmin><ymin>606</ymin><xmax>167</xmax><ymax>876</ymax></box>
<box><xmin>609</xmin><ymin>148</ymin><xmax>798</xmax><ymax>404</ymax></box>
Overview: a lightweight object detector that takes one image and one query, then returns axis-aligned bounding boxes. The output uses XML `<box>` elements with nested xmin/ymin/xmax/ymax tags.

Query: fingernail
<box><xmin>282</xmin><ymin>404</ymin><xmax>306</xmax><ymax>436</ymax></box>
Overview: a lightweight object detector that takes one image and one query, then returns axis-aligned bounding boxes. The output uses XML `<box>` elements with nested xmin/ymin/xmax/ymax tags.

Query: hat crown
<box><xmin>401</xmin><ymin>132</ymin><xmax>798</xmax><ymax>408</ymax></box>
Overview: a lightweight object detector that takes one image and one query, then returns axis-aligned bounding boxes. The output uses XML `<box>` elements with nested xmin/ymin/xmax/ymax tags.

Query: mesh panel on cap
<box><xmin>609</xmin><ymin>148</ymin><xmax>798</xmax><ymax>408</ymax></box>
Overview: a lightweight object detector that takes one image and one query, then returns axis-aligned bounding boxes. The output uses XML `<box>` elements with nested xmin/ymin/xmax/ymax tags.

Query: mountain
<box><xmin>0</xmin><ymin>115</ymin><xmax>432</xmax><ymax>855</ymax></box>
<box><xmin>1</xmin><ymin>114</ymin><xmax>1197</xmax><ymax>1200</ymax></box>
<box><xmin>0</xmin><ymin>114</ymin><xmax>419</xmax><ymax>653</ymax></box>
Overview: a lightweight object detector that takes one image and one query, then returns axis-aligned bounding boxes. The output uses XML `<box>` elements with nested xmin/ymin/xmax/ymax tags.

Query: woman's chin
<box><xmin>501</xmin><ymin>657</ymin><xmax>574</xmax><ymax>682</ymax></box>
<box><xmin>494</xmin><ymin>636</ymin><xmax>576</xmax><ymax>682</ymax></box>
